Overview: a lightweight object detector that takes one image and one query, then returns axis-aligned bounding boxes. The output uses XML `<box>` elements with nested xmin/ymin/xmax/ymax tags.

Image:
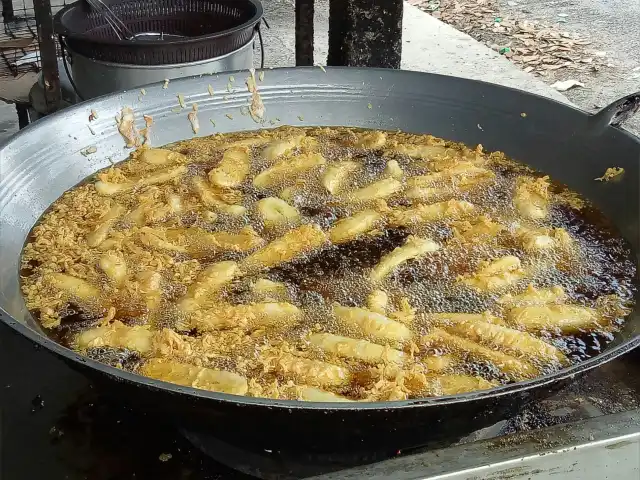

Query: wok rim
<box><xmin>1</xmin><ymin>66</ymin><xmax>639</xmax><ymax>411</ymax></box>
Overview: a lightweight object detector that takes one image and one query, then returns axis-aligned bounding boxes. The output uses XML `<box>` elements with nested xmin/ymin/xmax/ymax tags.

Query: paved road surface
<box><xmin>501</xmin><ymin>0</ymin><xmax>640</xmax><ymax>135</ymax></box>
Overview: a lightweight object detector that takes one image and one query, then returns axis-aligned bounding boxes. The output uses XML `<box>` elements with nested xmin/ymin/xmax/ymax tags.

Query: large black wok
<box><xmin>0</xmin><ymin>68</ymin><xmax>638</xmax><ymax>452</ymax></box>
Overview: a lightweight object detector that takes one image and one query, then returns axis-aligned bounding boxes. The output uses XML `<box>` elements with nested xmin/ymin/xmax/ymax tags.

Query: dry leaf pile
<box><xmin>412</xmin><ymin>0</ymin><xmax>607</xmax><ymax>79</ymax></box>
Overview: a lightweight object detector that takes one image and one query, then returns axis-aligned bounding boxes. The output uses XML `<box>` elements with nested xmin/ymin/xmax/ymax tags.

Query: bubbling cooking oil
<box><xmin>19</xmin><ymin>126</ymin><xmax>637</xmax><ymax>401</ymax></box>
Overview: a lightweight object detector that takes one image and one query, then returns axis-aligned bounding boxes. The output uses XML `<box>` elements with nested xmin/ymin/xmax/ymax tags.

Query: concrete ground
<box><xmin>500</xmin><ymin>0</ymin><xmax>640</xmax><ymax>135</ymax></box>
<box><xmin>1</xmin><ymin>1</ymin><xmax>574</xmax><ymax>145</ymax></box>
<box><xmin>261</xmin><ymin>0</ymin><xmax>567</xmax><ymax>101</ymax></box>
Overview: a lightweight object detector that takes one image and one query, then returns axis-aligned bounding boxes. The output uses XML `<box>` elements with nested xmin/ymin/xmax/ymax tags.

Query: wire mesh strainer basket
<box><xmin>54</xmin><ymin>0</ymin><xmax>263</xmax><ymax>65</ymax></box>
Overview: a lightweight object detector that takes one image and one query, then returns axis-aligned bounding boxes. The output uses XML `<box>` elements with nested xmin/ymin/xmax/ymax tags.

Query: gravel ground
<box><xmin>502</xmin><ymin>0</ymin><xmax>640</xmax><ymax>136</ymax></box>
<box><xmin>417</xmin><ymin>0</ymin><xmax>640</xmax><ymax>136</ymax></box>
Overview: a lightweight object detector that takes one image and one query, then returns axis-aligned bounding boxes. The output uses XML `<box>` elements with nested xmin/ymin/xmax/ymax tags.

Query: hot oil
<box><xmin>20</xmin><ymin>126</ymin><xmax>637</xmax><ymax>401</ymax></box>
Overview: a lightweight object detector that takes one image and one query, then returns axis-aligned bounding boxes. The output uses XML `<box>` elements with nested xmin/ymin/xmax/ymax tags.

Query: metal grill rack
<box><xmin>1</xmin><ymin>0</ymin><xmax>40</xmax><ymax>77</ymax></box>
<box><xmin>1</xmin><ymin>0</ymin><xmax>69</xmax><ymax>116</ymax></box>
<box><xmin>0</xmin><ymin>0</ymin><xmax>70</xmax><ymax>77</ymax></box>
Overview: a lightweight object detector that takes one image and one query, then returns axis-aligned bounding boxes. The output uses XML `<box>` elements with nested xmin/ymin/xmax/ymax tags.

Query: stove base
<box><xmin>180</xmin><ymin>427</ymin><xmax>405</xmax><ymax>480</ymax></box>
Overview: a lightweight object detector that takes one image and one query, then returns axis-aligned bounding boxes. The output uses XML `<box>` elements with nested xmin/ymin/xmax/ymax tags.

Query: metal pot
<box><xmin>66</xmin><ymin>35</ymin><xmax>256</xmax><ymax>100</ymax></box>
<box><xmin>0</xmin><ymin>67</ymin><xmax>638</xmax><ymax>452</ymax></box>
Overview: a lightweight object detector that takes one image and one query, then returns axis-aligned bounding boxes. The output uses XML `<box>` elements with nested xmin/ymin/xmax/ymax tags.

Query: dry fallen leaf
<box><xmin>419</xmin><ymin>0</ymin><xmax>606</xmax><ymax>81</ymax></box>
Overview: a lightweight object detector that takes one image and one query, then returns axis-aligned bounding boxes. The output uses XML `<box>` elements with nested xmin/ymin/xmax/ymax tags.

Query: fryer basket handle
<box><xmin>589</xmin><ymin>92</ymin><xmax>640</xmax><ymax>132</ymax></box>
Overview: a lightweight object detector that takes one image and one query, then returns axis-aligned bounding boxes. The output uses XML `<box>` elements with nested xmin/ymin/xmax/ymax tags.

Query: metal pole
<box><xmin>2</xmin><ymin>0</ymin><xmax>15</xmax><ymax>23</ymax></box>
<box><xmin>328</xmin><ymin>0</ymin><xmax>403</xmax><ymax>68</ymax></box>
<box><xmin>327</xmin><ymin>0</ymin><xmax>346</xmax><ymax>66</ymax></box>
<box><xmin>33</xmin><ymin>0</ymin><xmax>61</xmax><ymax>113</ymax></box>
<box><xmin>295</xmin><ymin>0</ymin><xmax>314</xmax><ymax>66</ymax></box>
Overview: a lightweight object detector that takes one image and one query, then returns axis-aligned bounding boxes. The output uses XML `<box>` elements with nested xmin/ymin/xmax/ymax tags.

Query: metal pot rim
<box><xmin>53</xmin><ymin>0</ymin><xmax>263</xmax><ymax>49</ymax></box>
<box><xmin>67</xmin><ymin>33</ymin><xmax>256</xmax><ymax>69</ymax></box>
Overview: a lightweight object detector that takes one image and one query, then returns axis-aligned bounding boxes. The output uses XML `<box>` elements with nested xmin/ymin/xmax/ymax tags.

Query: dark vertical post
<box><xmin>33</xmin><ymin>0</ymin><xmax>60</xmax><ymax>113</ymax></box>
<box><xmin>327</xmin><ymin>0</ymin><xmax>346</xmax><ymax>66</ymax></box>
<box><xmin>328</xmin><ymin>0</ymin><xmax>403</xmax><ymax>68</ymax></box>
<box><xmin>2</xmin><ymin>0</ymin><xmax>15</xmax><ymax>23</ymax></box>
<box><xmin>15</xmin><ymin>104</ymin><xmax>31</xmax><ymax>129</ymax></box>
<box><xmin>295</xmin><ymin>0</ymin><xmax>314</xmax><ymax>66</ymax></box>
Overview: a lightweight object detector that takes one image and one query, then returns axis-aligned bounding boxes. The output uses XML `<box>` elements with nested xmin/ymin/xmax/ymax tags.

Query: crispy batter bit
<box><xmin>425</xmin><ymin>374</ymin><xmax>498</xmax><ymax>396</ymax></box>
<box><xmin>178</xmin><ymin>261</ymin><xmax>239</xmax><ymax>312</ymax></box>
<box><xmin>137</xmin><ymin>147</ymin><xmax>187</xmax><ymax>166</ymax></box>
<box><xmin>76</xmin><ymin>320</ymin><xmax>154</xmax><ymax>353</ymax></box>
<box><xmin>422</xmin><ymin>328</ymin><xmax>537</xmax><ymax>381</ymax></box>
<box><xmin>86</xmin><ymin>203</ymin><xmax>126</xmax><ymax>247</ymax></box>
<box><xmin>367</xmin><ymin>289</ymin><xmax>389</xmax><ymax>314</ymax></box>
<box><xmin>429</xmin><ymin>312</ymin><xmax>506</xmax><ymax>326</ymax></box>
<box><xmin>442</xmin><ymin>319</ymin><xmax>568</xmax><ymax>366</ymax></box>
<box><xmin>253</xmin><ymin>153</ymin><xmax>326</xmax><ymax>189</ymax></box>
<box><xmin>389</xmin><ymin>200</ymin><xmax>475</xmax><ymax>227</ymax></box>
<box><xmin>452</xmin><ymin>216</ymin><xmax>504</xmax><ymax>243</ymax></box>
<box><xmin>508</xmin><ymin>304</ymin><xmax>601</xmax><ymax>334</ymax></box>
<box><xmin>333</xmin><ymin>305</ymin><xmax>414</xmax><ymax>344</ymax></box>
<box><xmin>141</xmin><ymin>358</ymin><xmax>248</xmax><ymax>395</ymax></box>
<box><xmin>21</xmin><ymin>126</ymin><xmax>635</xmax><ymax>402</ymax></box>
<box><xmin>262</xmin><ymin>135</ymin><xmax>306</xmax><ymax>162</ymax></box>
<box><xmin>208</xmin><ymin>147</ymin><xmax>251</xmax><ymax>188</ymax></box>
<box><xmin>595</xmin><ymin>167</ymin><xmax>624</xmax><ymax>182</ymax></box>
<box><xmin>498</xmin><ymin>284</ymin><xmax>567</xmax><ymax>308</ymax></box>
<box><xmin>95</xmin><ymin>165</ymin><xmax>187</xmax><ymax>196</ymax></box>
<box><xmin>295</xmin><ymin>386</ymin><xmax>355</xmax><ymax>402</ymax></box>
<box><xmin>242</xmin><ymin>224</ymin><xmax>328</xmax><ymax>271</ymax></box>
<box><xmin>309</xmin><ymin>332</ymin><xmax>406</xmax><ymax>365</ymax></box>
<box><xmin>256</xmin><ymin>197</ymin><xmax>300</xmax><ymax>227</ymax></box>
<box><xmin>461</xmin><ymin>256</ymin><xmax>526</xmax><ymax>292</ymax></box>
<box><xmin>264</xmin><ymin>351</ymin><xmax>351</xmax><ymax>387</ymax></box>
<box><xmin>322</xmin><ymin>160</ymin><xmax>360</xmax><ymax>194</ymax></box>
<box><xmin>329</xmin><ymin>210</ymin><xmax>382</xmax><ymax>244</ymax></box>
<box><xmin>347</xmin><ymin>178</ymin><xmax>403</xmax><ymax>202</ymax></box>
<box><xmin>370</xmin><ymin>236</ymin><xmax>440</xmax><ymax>282</ymax></box>
<box><xmin>514</xmin><ymin>176</ymin><xmax>550</xmax><ymax>220</ymax></box>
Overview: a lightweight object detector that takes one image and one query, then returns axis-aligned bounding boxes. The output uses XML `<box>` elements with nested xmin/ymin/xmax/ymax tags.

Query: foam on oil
<box><xmin>21</xmin><ymin>126</ymin><xmax>638</xmax><ymax>399</ymax></box>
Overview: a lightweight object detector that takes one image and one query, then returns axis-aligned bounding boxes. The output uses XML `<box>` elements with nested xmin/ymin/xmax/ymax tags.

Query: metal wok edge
<box><xmin>1</xmin><ymin>67</ymin><xmax>639</xmax><ymax>448</ymax></box>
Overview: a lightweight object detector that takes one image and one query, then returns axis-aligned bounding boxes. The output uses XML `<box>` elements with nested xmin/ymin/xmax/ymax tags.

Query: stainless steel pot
<box><xmin>66</xmin><ymin>35</ymin><xmax>256</xmax><ymax>100</ymax></box>
<box><xmin>0</xmin><ymin>68</ymin><xmax>638</xmax><ymax>452</ymax></box>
